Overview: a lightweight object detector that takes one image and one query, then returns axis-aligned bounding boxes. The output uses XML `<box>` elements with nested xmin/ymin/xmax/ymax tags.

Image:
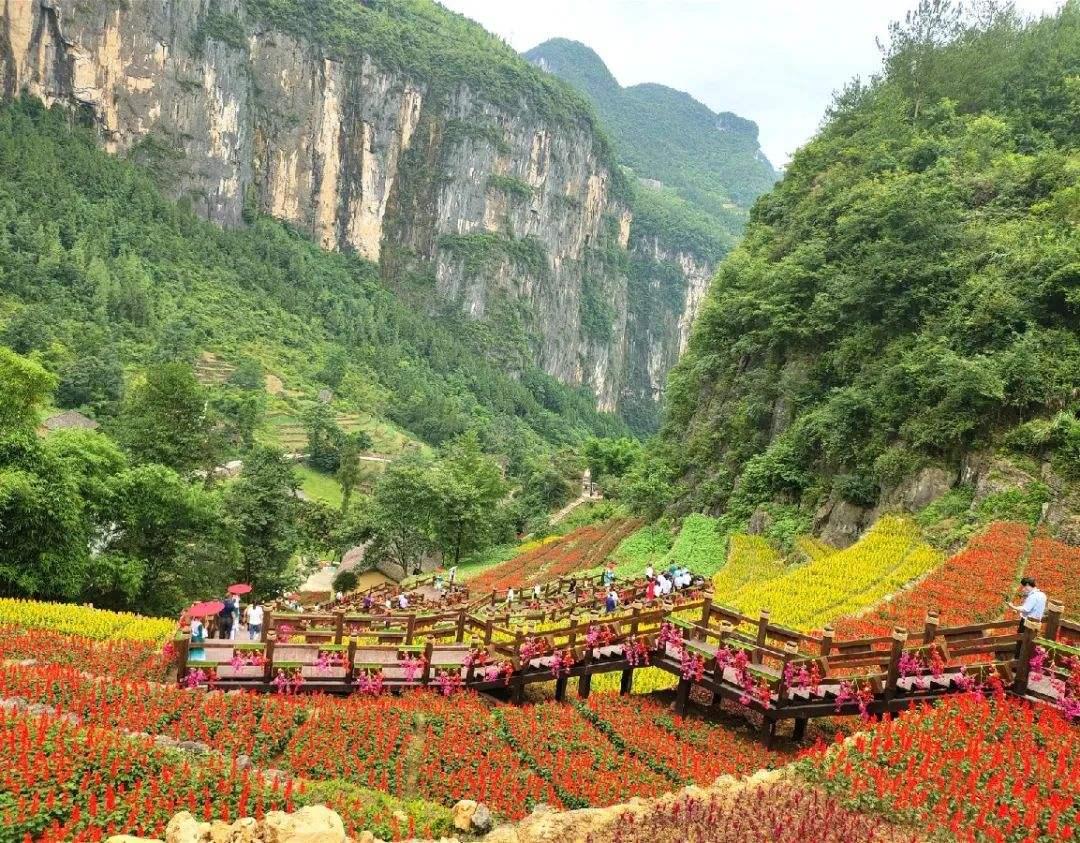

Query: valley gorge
<box><xmin>0</xmin><ymin>0</ymin><xmax>771</xmax><ymax>421</ymax></box>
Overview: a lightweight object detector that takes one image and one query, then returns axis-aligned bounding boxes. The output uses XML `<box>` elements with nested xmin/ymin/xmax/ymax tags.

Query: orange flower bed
<box><xmin>1022</xmin><ymin>535</ymin><xmax>1080</xmax><ymax>612</ymax></box>
<box><xmin>469</xmin><ymin>519</ymin><xmax>640</xmax><ymax>592</ymax></box>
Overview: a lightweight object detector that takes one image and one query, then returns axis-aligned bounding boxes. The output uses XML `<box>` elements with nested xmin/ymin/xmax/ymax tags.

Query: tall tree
<box><xmin>225</xmin><ymin>445</ymin><xmax>301</xmax><ymax>598</ymax></box>
<box><xmin>432</xmin><ymin>432</ymin><xmax>508</xmax><ymax>566</ymax></box>
<box><xmin>115</xmin><ymin>363</ymin><xmax>215</xmax><ymax>473</ymax></box>
<box><xmin>0</xmin><ymin>346</ymin><xmax>56</xmax><ymax>432</ymax></box>
<box><xmin>303</xmin><ymin>402</ymin><xmax>346</xmax><ymax>472</ymax></box>
<box><xmin>336</xmin><ymin>430</ymin><xmax>374</xmax><ymax>514</ymax></box>
<box><xmin>365</xmin><ymin>455</ymin><xmax>440</xmax><ymax>575</ymax></box>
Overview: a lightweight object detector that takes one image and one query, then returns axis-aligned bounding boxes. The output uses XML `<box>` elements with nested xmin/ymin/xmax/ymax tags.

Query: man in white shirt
<box><xmin>398</xmin><ymin>593</ymin><xmax>410</xmax><ymax>610</ymax></box>
<box><xmin>1007</xmin><ymin>576</ymin><xmax>1047</xmax><ymax>656</ymax></box>
<box><xmin>1007</xmin><ymin>576</ymin><xmax>1047</xmax><ymax>621</ymax></box>
<box><xmin>247</xmin><ymin>603</ymin><xmax>264</xmax><ymax>640</ymax></box>
<box><xmin>645</xmin><ymin>564</ymin><xmax>654</xmax><ymax>580</ymax></box>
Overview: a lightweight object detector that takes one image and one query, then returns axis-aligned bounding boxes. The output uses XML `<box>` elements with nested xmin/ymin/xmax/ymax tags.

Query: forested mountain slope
<box><xmin>0</xmin><ymin>99</ymin><xmax>623</xmax><ymax>453</ymax></box>
<box><xmin>525</xmin><ymin>38</ymin><xmax>779</xmax><ymax>431</ymax></box>
<box><xmin>0</xmin><ymin>0</ymin><xmax>683</xmax><ymax>418</ymax></box>
<box><xmin>660</xmin><ymin>3</ymin><xmax>1080</xmax><ymax>534</ymax></box>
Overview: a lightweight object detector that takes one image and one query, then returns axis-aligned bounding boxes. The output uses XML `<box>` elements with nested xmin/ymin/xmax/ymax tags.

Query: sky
<box><xmin>439</xmin><ymin>0</ymin><xmax>1066</xmax><ymax>167</ymax></box>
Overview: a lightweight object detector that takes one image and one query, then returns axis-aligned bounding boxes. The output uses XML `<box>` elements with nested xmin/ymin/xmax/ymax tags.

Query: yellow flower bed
<box><xmin>795</xmin><ymin>535</ymin><xmax>836</xmax><ymax>562</ymax></box>
<box><xmin>591</xmin><ymin>666</ymin><xmax>677</xmax><ymax>694</ymax></box>
<box><xmin>725</xmin><ymin>516</ymin><xmax>942</xmax><ymax>631</ymax></box>
<box><xmin>711</xmin><ymin>534</ymin><xmax>787</xmax><ymax>598</ymax></box>
<box><xmin>0</xmin><ymin>599</ymin><xmax>175</xmax><ymax>642</ymax></box>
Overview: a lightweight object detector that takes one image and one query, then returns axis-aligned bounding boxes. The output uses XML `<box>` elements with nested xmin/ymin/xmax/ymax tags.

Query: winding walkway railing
<box><xmin>175</xmin><ymin>588</ymin><xmax>1079</xmax><ymax>745</ymax></box>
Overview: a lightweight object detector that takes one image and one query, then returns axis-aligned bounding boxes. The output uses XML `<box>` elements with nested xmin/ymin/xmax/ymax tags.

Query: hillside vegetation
<box><xmin>524</xmin><ymin>38</ymin><xmax>778</xmax><ymax>230</ymax></box>
<box><xmin>661</xmin><ymin>3</ymin><xmax>1080</xmax><ymax>521</ymax></box>
<box><xmin>0</xmin><ymin>100</ymin><xmax>623</xmax><ymax>454</ymax></box>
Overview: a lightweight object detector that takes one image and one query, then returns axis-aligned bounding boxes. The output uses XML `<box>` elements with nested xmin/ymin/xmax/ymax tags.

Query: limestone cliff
<box><xmin>0</xmin><ymin>0</ymin><xmax>657</xmax><ymax>412</ymax></box>
<box><xmin>620</xmin><ymin>234</ymin><xmax>715</xmax><ymax>431</ymax></box>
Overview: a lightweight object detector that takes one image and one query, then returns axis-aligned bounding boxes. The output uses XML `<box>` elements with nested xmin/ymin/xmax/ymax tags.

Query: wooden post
<box><xmin>630</xmin><ymin>603</ymin><xmax>641</xmax><ymax>635</ymax></box>
<box><xmin>1044</xmin><ymin>601</ymin><xmax>1064</xmax><ymax>643</ymax></box>
<box><xmin>760</xmin><ymin>717</ymin><xmax>777</xmax><ymax>749</ymax></box>
<box><xmin>421</xmin><ymin>641</ymin><xmax>434</xmax><ymax>686</ymax></box>
<box><xmin>334</xmin><ymin>611</ymin><xmax>345</xmax><ymax>645</ymax></box>
<box><xmin>484</xmin><ymin>620</ymin><xmax>494</xmax><ymax>645</ymax></box>
<box><xmin>819</xmin><ymin>625</ymin><xmax>834</xmax><ymax>657</ymax></box>
<box><xmin>921</xmin><ymin>610</ymin><xmax>939</xmax><ymax>645</ymax></box>
<box><xmin>578</xmin><ymin>671</ymin><xmax>592</xmax><ymax>699</ymax></box>
<box><xmin>406</xmin><ymin>615</ymin><xmax>416</xmax><ymax>645</ymax></box>
<box><xmin>455</xmin><ymin>608</ymin><xmax>466</xmax><ymax>643</ymax></box>
<box><xmin>700</xmin><ymin>597</ymin><xmax>713</xmax><ymax>630</ymax></box>
<box><xmin>346</xmin><ymin>638</ymin><xmax>357</xmax><ymax>687</ymax></box>
<box><xmin>262</xmin><ymin>610</ymin><xmax>272</xmax><ymax>643</ymax></box>
<box><xmin>792</xmin><ymin>718</ymin><xmax>807</xmax><ymax>741</ymax></box>
<box><xmin>175</xmin><ymin>635</ymin><xmax>191</xmax><ymax>685</ymax></box>
<box><xmin>619</xmin><ymin>668</ymin><xmax>633</xmax><ymax>696</ymax></box>
<box><xmin>1013</xmin><ymin>617</ymin><xmax>1041</xmax><ymax>695</ymax></box>
<box><xmin>673</xmin><ymin>676</ymin><xmax>691</xmax><ymax>715</ymax></box>
<box><xmin>554</xmin><ymin>675</ymin><xmax>568</xmax><ymax>702</ymax></box>
<box><xmin>512</xmin><ymin>675</ymin><xmax>525</xmax><ymax>705</ymax></box>
<box><xmin>884</xmin><ymin>627</ymin><xmax>908</xmax><ymax>701</ymax></box>
<box><xmin>754</xmin><ymin>609</ymin><xmax>770</xmax><ymax>664</ymax></box>
<box><xmin>263</xmin><ymin>635</ymin><xmax>276</xmax><ymax>685</ymax></box>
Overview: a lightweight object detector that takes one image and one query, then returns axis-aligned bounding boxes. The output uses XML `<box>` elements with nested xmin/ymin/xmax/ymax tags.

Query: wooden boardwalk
<box><xmin>177</xmin><ymin>583</ymin><xmax>1080</xmax><ymax>745</ymax></box>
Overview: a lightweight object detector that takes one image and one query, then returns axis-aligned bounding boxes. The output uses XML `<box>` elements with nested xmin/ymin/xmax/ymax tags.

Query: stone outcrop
<box><xmin>0</xmin><ymin>0</ymin><xmax>708</xmax><ymax>415</ymax></box>
<box><xmin>108</xmin><ymin>806</ymin><xmax>358</xmax><ymax>843</ymax></box>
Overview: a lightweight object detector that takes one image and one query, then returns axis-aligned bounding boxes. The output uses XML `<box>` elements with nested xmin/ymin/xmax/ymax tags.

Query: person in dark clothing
<box><xmin>217</xmin><ymin>600</ymin><xmax>234</xmax><ymax>639</ymax></box>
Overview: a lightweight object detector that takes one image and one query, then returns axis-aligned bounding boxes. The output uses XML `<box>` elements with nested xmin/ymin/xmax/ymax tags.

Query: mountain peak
<box><xmin>523</xmin><ymin>38</ymin><xmax>620</xmax><ymax>96</ymax></box>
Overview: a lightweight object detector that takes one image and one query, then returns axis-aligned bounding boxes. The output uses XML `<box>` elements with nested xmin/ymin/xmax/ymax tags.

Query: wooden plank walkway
<box><xmin>177</xmin><ymin>587</ymin><xmax>1080</xmax><ymax>745</ymax></box>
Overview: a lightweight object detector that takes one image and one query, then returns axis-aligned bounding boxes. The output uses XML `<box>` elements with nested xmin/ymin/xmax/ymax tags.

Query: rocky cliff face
<box><xmin>0</xmin><ymin>0</ymin><xmax>708</xmax><ymax>414</ymax></box>
<box><xmin>619</xmin><ymin>233</ymin><xmax>714</xmax><ymax>430</ymax></box>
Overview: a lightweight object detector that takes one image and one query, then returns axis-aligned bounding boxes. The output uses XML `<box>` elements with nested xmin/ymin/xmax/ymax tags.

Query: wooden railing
<box><xmin>176</xmin><ymin>584</ymin><xmax>1080</xmax><ymax>744</ymax></box>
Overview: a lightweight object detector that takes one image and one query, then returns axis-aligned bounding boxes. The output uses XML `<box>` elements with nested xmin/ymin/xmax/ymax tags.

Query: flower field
<box><xmin>833</xmin><ymin>521</ymin><xmax>1030</xmax><ymax>638</ymax></box>
<box><xmin>578</xmin><ymin>694</ymin><xmax>782</xmax><ymax>784</ymax></box>
<box><xmin>590</xmin><ymin>778</ymin><xmax>922</xmax><ymax>843</ymax></box>
<box><xmin>496</xmin><ymin>703</ymin><xmax>673</xmax><ymax>807</ymax></box>
<box><xmin>800</xmin><ymin>694</ymin><xmax>1080</xmax><ymax>842</ymax></box>
<box><xmin>2</xmin><ymin>526</ymin><xmax>1079</xmax><ymax>842</ymax></box>
<box><xmin>726</xmin><ymin>516</ymin><xmax>942</xmax><ymax>631</ymax></box>
<box><xmin>711</xmin><ymin>533</ymin><xmax>787</xmax><ymax>597</ymax></box>
<box><xmin>466</xmin><ymin>519</ymin><xmax>641</xmax><ymax>592</ymax></box>
<box><xmin>0</xmin><ymin>626</ymin><xmax>173</xmax><ymax>680</ymax></box>
<box><xmin>0</xmin><ymin>599</ymin><xmax>174</xmax><ymax>642</ymax></box>
<box><xmin>1023</xmin><ymin>535</ymin><xmax>1080</xmax><ymax>612</ymax></box>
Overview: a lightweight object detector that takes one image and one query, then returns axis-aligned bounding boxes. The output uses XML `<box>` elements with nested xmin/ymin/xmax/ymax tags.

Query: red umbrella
<box><xmin>188</xmin><ymin>600</ymin><xmax>225</xmax><ymax>618</ymax></box>
<box><xmin>228</xmin><ymin>583</ymin><xmax>253</xmax><ymax>595</ymax></box>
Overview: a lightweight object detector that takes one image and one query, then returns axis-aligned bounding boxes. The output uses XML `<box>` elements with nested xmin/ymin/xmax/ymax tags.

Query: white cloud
<box><xmin>439</xmin><ymin>0</ymin><xmax>1065</xmax><ymax>166</ymax></box>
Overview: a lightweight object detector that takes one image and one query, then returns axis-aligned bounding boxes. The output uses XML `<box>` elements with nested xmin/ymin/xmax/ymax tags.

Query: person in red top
<box><xmin>646</xmin><ymin>578</ymin><xmax>657</xmax><ymax>601</ymax></box>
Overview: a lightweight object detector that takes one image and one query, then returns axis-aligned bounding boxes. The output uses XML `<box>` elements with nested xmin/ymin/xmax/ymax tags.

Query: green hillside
<box><xmin>660</xmin><ymin>3</ymin><xmax>1080</xmax><ymax>518</ymax></box>
<box><xmin>0</xmin><ymin>99</ymin><xmax>624</xmax><ymax>457</ymax></box>
<box><xmin>524</xmin><ymin>38</ymin><xmax>778</xmax><ymax>233</ymax></box>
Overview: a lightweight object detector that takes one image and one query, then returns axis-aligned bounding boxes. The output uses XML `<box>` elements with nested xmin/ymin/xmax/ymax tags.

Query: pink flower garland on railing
<box><xmin>182</xmin><ymin>667</ymin><xmax>216</xmax><ymax>689</ymax></box>
<box><xmin>585</xmin><ymin>625</ymin><xmax>615</xmax><ymax>649</ymax></box>
<box><xmin>229</xmin><ymin>651</ymin><xmax>267</xmax><ymax>670</ymax></box>
<box><xmin>782</xmin><ymin>660</ymin><xmax>822</xmax><ymax>696</ymax></box>
<box><xmin>315</xmin><ymin>649</ymin><xmax>345</xmax><ymax>673</ymax></box>
<box><xmin>519</xmin><ymin>636</ymin><xmax>549</xmax><ymax>663</ymax></box>
<box><xmin>1030</xmin><ymin>646</ymin><xmax>1080</xmax><ymax>720</ymax></box>
<box><xmin>354</xmin><ymin>669</ymin><xmax>385</xmax><ymax>695</ymax></box>
<box><xmin>835</xmin><ymin>679</ymin><xmax>875</xmax><ymax>719</ymax></box>
<box><xmin>624</xmin><ymin>636</ymin><xmax>650</xmax><ymax>667</ymax></box>
<box><xmin>434</xmin><ymin>669</ymin><xmax>464</xmax><ymax>696</ymax></box>
<box><xmin>401</xmin><ymin>655</ymin><xmax>426</xmax><ymax>682</ymax></box>
<box><xmin>271</xmin><ymin>667</ymin><xmax>304</xmax><ymax>695</ymax></box>
<box><xmin>549</xmin><ymin>648</ymin><xmax>575</xmax><ymax>679</ymax></box>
